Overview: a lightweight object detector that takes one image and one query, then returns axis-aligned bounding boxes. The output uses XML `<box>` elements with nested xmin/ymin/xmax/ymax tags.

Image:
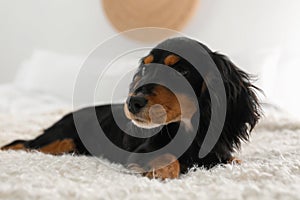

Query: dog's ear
<box><xmin>206</xmin><ymin>52</ymin><xmax>261</xmax><ymax>153</ymax></box>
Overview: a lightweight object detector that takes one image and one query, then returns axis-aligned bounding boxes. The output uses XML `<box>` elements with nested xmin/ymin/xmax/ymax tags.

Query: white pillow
<box><xmin>14</xmin><ymin>49</ymin><xmax>141</xmax><ymax>105</ymax></box>
<box><xmin>14</xmin><ymin>50</ymin><xmax>85</xmax><ymax>103</ymax></box>
<box><xmin>268</xmin><ymin>52</ymin><xmax>300</xmax><ymax>118</ymax></box>
<box><xmin>0</xmin><ymin>84</ymin><xmax>68</xmax><ymax>114</ymax></box>
<box><xmin>230</xmin><ymin>48</ymin><xmax>281</xmax><ymax>103</ymax></box>
<box><xmin>231</xmin><ymin>48</ymin><xmax>300</xmax><ymax>118</ymax></box>
<box><xmin>17</xmin><ymin>48</ymin><xmax>300</xmax><ymax>118</ymax></box>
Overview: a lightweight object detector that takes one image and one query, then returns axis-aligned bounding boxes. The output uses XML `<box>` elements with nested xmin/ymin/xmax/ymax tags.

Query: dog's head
<box><xmin>124</xmin><ymin>37</ymin><xmax>261</xmax><ymax>147</ymax></box>
<box><xmin>124</xmin><ymin>45</ymin><xmax>202</xmax><ymax>130</ymax></box>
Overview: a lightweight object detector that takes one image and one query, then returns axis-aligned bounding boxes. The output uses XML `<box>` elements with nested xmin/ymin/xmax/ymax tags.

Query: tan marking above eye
<box><xmin>164</xmin><ymin>54</ymin><xmax>180</xmax><ymax>66</ymax></box>
<box><xmin>143</xmin><ymin>55</ymin><xmax>154</xmax><ymax>64</ymax></box>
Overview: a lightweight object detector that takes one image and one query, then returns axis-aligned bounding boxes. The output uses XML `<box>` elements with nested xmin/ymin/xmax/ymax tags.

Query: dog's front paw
<box><xmin>144</xmin><ymin>161</ymin><xmax>180</xmax><ymax>180</ymax></box>
<box><xmin>128</xmin><ymin>154</ymin><xmax>180</xmax><ymax>180</ymax></box>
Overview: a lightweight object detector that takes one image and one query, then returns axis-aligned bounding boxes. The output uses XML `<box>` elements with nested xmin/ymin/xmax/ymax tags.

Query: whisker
<box><xmin>165</xmin><ymin>126</ymin><xmax>172</xmax><ymax>140</ymax></box>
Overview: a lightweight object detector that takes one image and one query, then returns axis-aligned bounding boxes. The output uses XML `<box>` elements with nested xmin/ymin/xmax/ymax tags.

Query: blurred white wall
<box><xmin>0</xmin><ymin>0</ymin><xmax>114</xmax><ymax>83</ymax></box>
<box><xmin>187</xmin><ymin>0</ymin><xmax>300</xmax><ymax>53</ymax></box>
<box><xmin>1</xmin><ymin>0</ymin><xmax>300</xmax><ymax>83</ymax></box>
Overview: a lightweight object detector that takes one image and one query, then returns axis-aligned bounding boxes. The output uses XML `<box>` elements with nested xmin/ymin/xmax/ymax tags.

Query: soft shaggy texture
<box><xmin>0</xmin><ymin>105</ymin><xmax>299</xmax><ymax>200</ymax></box>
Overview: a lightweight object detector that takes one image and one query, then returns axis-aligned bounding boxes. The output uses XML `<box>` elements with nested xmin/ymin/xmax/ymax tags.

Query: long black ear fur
<box><xmin>200</xmin><ymin>52</ymin><xmax>262</xmax><ymax>158</ymax></box>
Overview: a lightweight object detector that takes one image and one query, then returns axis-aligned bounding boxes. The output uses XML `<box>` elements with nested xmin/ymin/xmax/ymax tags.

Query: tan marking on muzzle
<box><xmin>124</xmin><ymin>85</ymin><xmax>197</xmax><ymax>129</ymax></box>
<box><xmin>147</xmin><ymin>85</ymin><xmax>197</xmax><ymax>124</ymax></box>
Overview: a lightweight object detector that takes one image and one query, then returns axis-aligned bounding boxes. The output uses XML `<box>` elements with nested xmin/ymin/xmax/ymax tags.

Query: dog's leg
<box><xmin>1</xmin><ymin>140</ymin><xmax>28</xmax><ymax>151</ymax></box>
<box><xmin>1</xmin><ymin>113</ymin><xmax>87</xmax><ymax>155</ymax></box>
<box><xmin>144</xmin><ymin>154</ymin><xmax>180</xmax><ymax>179</ymax></box>
<box><xmin>1</xmin><ymin>136</ymin><xmax>77</xmax><ymax>155</ymax></box>
<box><xmin>126</xmin><ymin>140</ymin><xmax>181</xmax><ymax>179</ymax></box>
<box><xmin>127</xmin><ymin>153</ymin><xmax>180</xmax><ymax>180</ymax></box>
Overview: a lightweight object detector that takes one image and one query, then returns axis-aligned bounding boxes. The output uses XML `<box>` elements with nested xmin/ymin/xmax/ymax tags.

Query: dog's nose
<box><xmin>127</xmin><ymin>96</ymin><xmax>148</xmax><ymax>114</ymax></box>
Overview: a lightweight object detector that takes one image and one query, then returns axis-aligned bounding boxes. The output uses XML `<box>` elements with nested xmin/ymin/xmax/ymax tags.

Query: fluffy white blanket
<box><xmin>0</xmin><ymin>105</ymin><xmax>299</xmax><ymax>200</ymax></box>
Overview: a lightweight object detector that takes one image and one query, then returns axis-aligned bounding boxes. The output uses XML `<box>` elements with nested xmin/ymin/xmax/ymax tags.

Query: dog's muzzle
<box><xmin>127</xmin><ymin>96</ymin><xmax>148</xmax><ymax>114</ymax></box>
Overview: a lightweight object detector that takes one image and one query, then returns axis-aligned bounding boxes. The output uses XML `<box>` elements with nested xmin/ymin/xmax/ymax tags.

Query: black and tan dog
<box><xmin>1</xmin><ymin>37</ymin><xmax>261</xmax><ymax>179</ymax></box>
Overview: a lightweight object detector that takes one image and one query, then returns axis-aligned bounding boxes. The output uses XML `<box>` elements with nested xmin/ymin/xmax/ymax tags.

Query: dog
<box><xmin>1</xmin><ymin>37</ymin><xmax>261</xmax><ymax>179</ymax></box>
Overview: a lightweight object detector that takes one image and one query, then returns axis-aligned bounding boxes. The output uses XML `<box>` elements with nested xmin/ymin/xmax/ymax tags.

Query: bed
<box><xmin>0</xmin><ymin>50</ymin><xmax>299</xmax><ymax>199</ymax></box>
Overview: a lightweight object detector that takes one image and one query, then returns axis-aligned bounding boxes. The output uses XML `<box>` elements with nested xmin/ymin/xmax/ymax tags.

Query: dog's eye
<box><xmin>181</xmin><ymin>70</ymin><xmax>189</xmax><ymax>76</ymax></box>
<box><xmin>176</xmin><ymin>69</ymin><xmax>189</xmax><ymax>77</ymax></box>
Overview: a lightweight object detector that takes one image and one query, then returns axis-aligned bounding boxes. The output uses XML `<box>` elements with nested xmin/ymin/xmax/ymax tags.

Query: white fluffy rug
<box><xmin>0</xmin><ymin>105</ymin><xmax>299</xmax><ymax>200</ymax></box>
